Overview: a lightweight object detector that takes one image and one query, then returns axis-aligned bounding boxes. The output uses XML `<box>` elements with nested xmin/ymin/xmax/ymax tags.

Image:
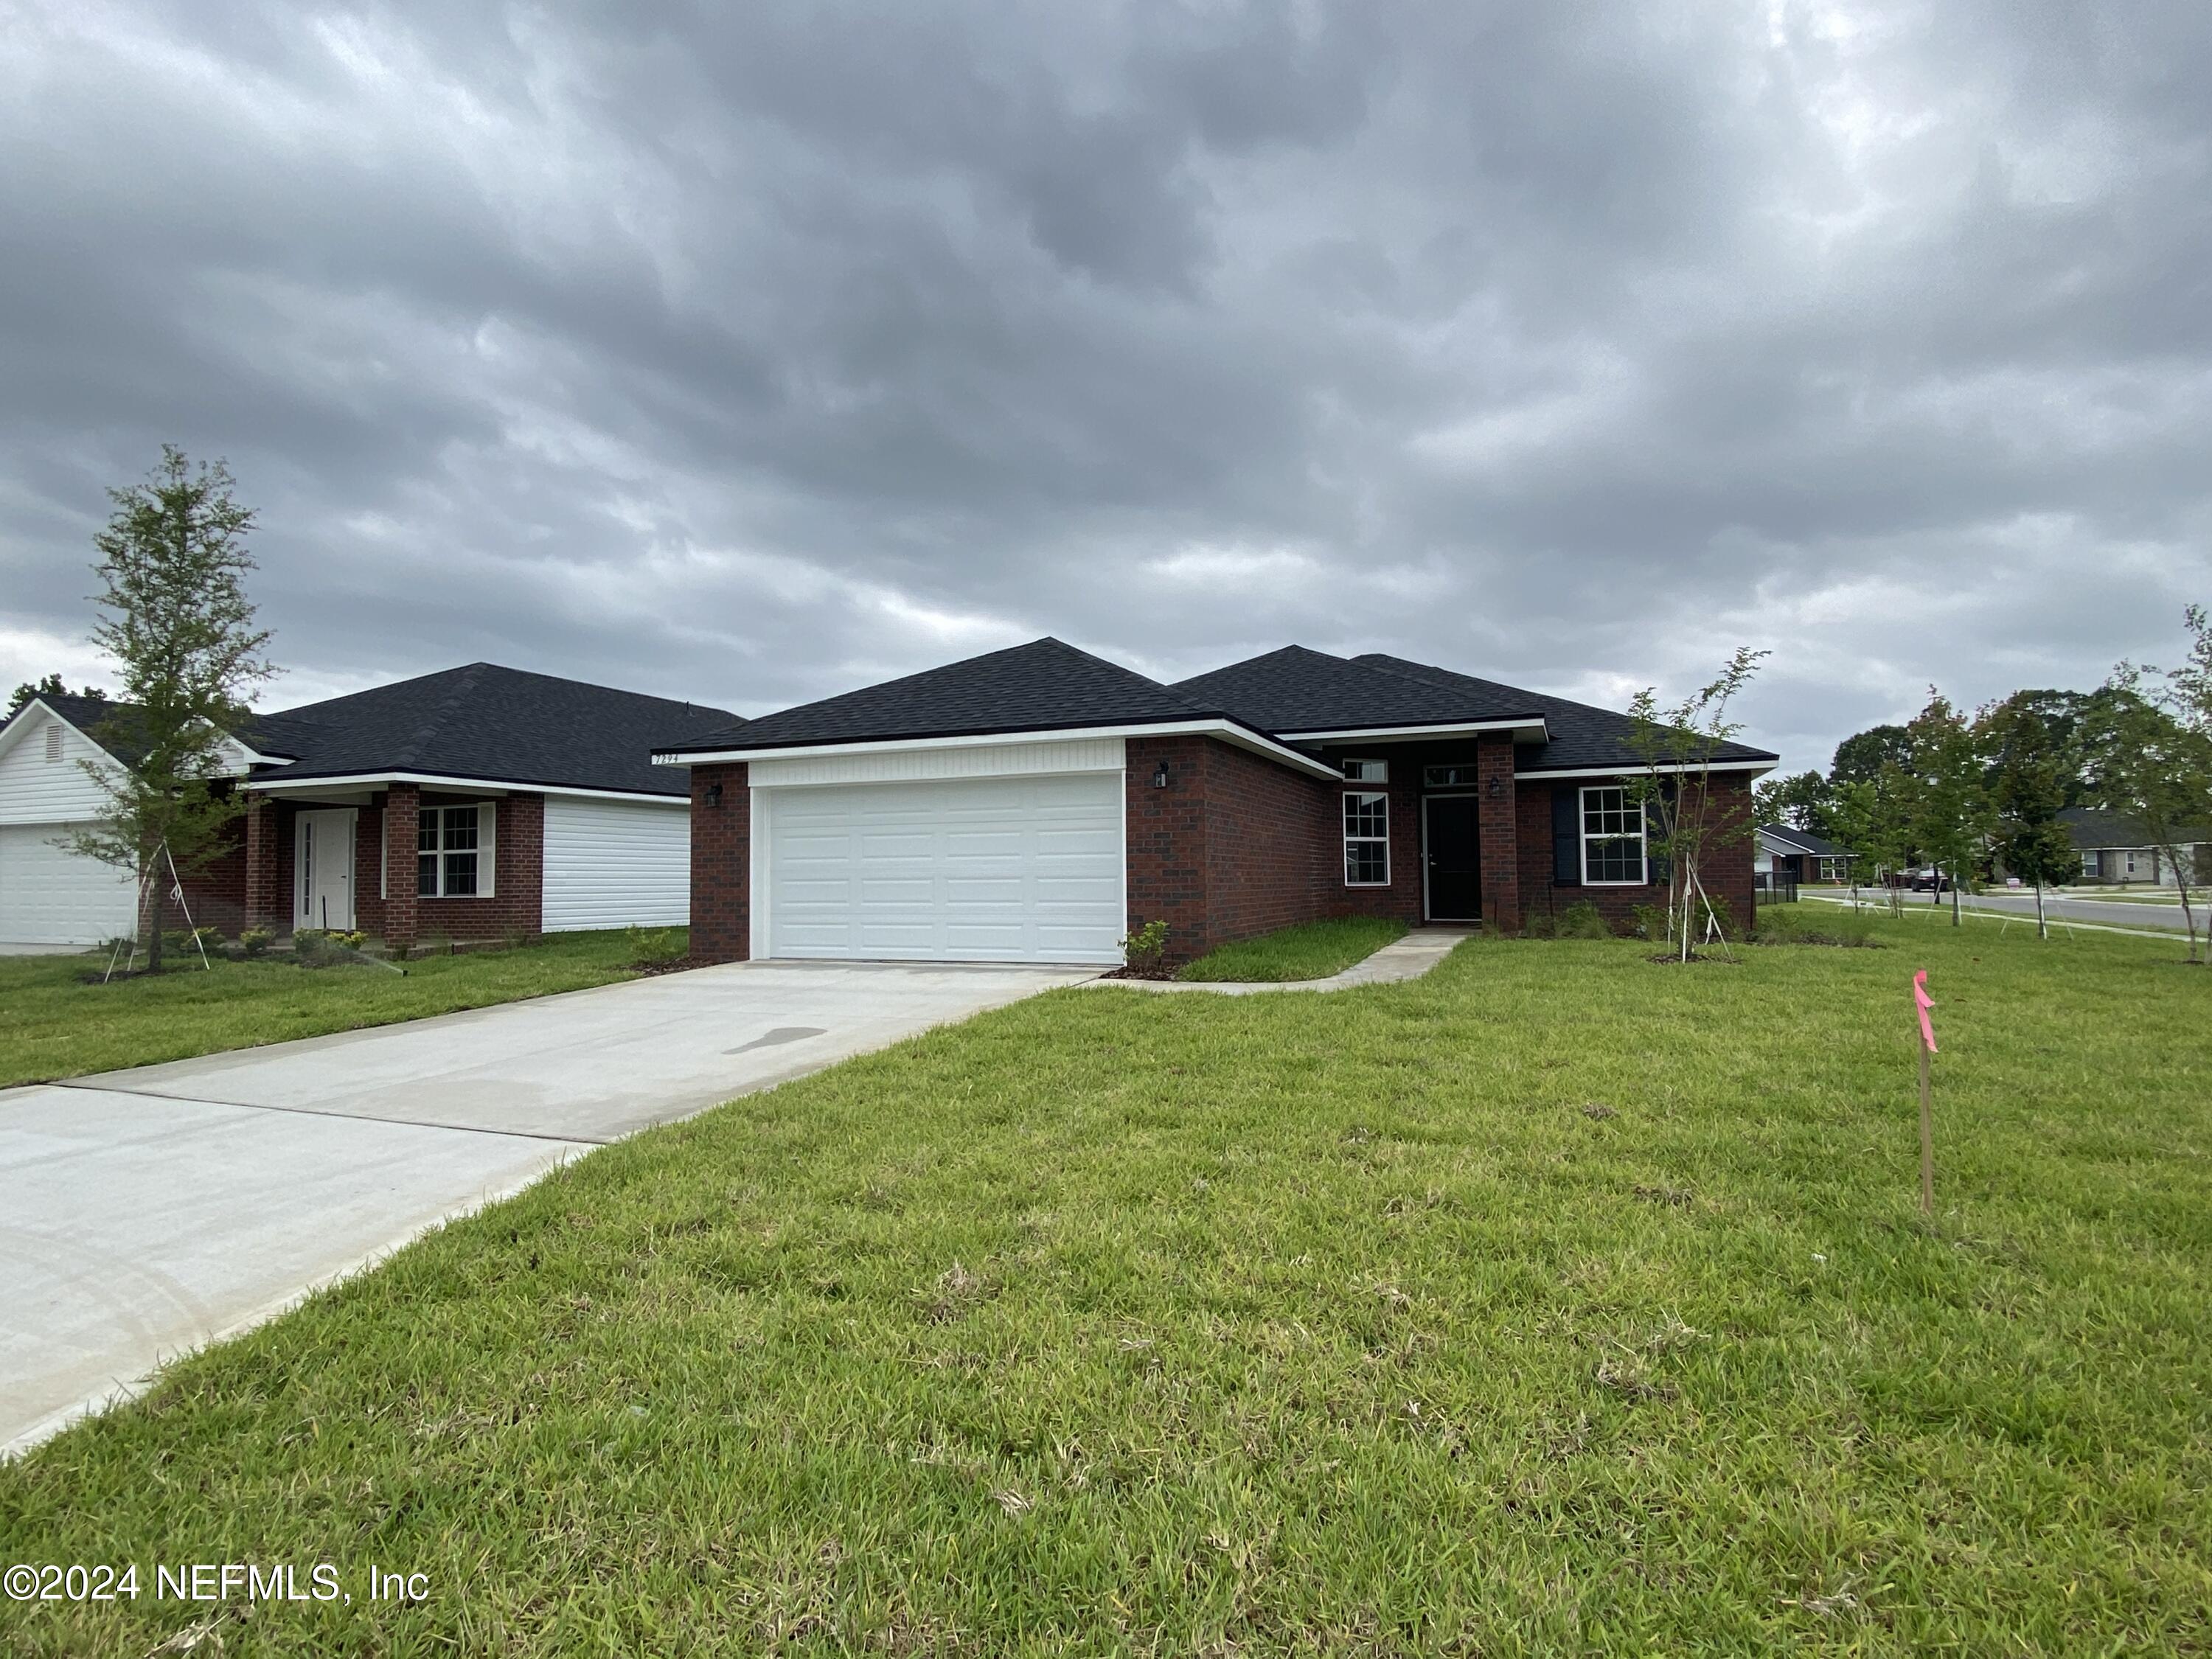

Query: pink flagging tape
<box><xmin>1913</xmin><ymin>969</ymin><xmax>1937</xmax><ymax>1054</ymax></box>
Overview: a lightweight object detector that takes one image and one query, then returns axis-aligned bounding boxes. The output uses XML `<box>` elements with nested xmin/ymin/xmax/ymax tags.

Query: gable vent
<box><xmin>44</xmin><ymin>723</ymin><xmax>64</xmax><ymax>763</ymax></box>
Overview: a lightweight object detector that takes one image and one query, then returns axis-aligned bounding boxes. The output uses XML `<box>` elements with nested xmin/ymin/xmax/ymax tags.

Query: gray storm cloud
<box><xmin>2</xmin><ymin>1</ymin><xmax>2208</xmax><ymax>770</ymax></box>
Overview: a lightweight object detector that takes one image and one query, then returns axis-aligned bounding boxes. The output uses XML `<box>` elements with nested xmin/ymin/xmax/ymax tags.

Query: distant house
<box><xmin>1756</xmin><ymin>824</ymin><xmax>1854</xmax><ymax>884</ymax></box>
<box><xmin>2059</xmin><ymin>807</ymin><xmax>2209</xmax><ymax>887</ymax></box>
<box><xmin>0</xmin><ymin>666</ymin><xmax>734</xmax><ymax>949</ymax></box>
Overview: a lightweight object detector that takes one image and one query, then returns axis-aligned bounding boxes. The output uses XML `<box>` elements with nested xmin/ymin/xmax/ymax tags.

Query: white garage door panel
<box><xmin>0</xmin><ymin>823</ymin><xmax>138</xmax><ymax>945</ymax></box>
<box><xmin>767</xmin><ymin>773</ymin><xmax>1123</xmax><ymax>963</ymax></box>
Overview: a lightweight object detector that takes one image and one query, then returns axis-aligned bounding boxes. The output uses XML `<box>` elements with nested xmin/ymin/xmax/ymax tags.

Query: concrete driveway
<box><xmin>1</xmin><ymin>959</ymin><xmax>1093</xmax><ymax>1455</ymax></box>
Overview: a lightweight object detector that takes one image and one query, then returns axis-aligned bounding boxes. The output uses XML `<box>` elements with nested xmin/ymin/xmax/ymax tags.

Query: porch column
<box><xmin>243</xmin><ymin>797</ymin><xmax>283</xmax><ymax>933</ymax></box>
<box><xmin>383</xmin><ymin>782</ymin><xmax>420</xmax><ymax>956</ymax></box>
<box><xmin>1477</xmin><ymin>733</ymin><xmax>1522</xmax><ymax>933</ymax></box>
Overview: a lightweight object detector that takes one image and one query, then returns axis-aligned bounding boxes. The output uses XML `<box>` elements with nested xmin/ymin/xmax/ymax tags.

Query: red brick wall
<box><xmin>689</xmin><ymin>762</ymin><xmax>750</xmax><ymax>964</ymax></box>
<box><xmin>178</xmin><ymin>827</ymin><xmax>248</xmax><ymax>936</ymax></box>
<box><xmin>1475</xmin><ymin>734</ymin><xmax>1521</xmax><ymax>933</ymax></box>
<box><xmin>1124</xmin><ymin>736</ymin><xmax>1215</xmax><ymax>956</ymax></box>
<box><xmin>1516</xmin><ymin>773</ymin><xmax>1758</xmax><ymax>935</ymax></box>
<box><xmin>243</xmin><ymin>797</ymin><xmax>292</xmax><ymax>933</ymax></box>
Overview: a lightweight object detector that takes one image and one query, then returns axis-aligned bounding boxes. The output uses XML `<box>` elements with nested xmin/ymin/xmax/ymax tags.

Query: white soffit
<box><xmin>749</xmin><ymin>737</ymin><xmax>1125</xmax><ymax>789</ymax></box>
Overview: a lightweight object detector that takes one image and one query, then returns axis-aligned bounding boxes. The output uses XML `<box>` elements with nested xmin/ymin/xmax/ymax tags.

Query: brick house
<box><xmin>0</xmin><ymin>666</ymin><xmax>734</xmax><ymax>952</ymax></box>
<box><xmin>659</xmin><ymin>639</ymin><xmax>1777</xmax><ymax>967</ymax></box>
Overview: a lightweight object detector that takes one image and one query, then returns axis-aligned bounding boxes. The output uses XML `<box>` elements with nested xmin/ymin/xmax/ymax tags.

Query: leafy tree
<box><xmin>1825</xmin><ymin>774</ymin><xmax>1910</xmax><ymax>916</ymax></box>
<box><xmin>65</xmin><ymin>448</ymin><xmax>273</xmax><ymax>971</ymax></box>
<box><xmin>1902</xmin><ymin>689</ymin><xmax>1993</xmax><ymax>927</ymax></box>
<box><xmin>1978</xmin><ymin>695</ymin><xmax>2078</xmax><ymax>938</ymax></box>
<box><xmin>7</xmin><ymin>672</ymin><xmax>106</xmax><ymax>714</ymax></box>
<box><xmin>1829</xmin><ymin>723</ymin><xmax>1913</xmax><ymax>787</ymax></box>
<box><xmin>2080</xmin><ymin>677</ymin><xmax>2212</xmax><ymax>963</ymax></box>
<box><xmin>1624</xmin><ymin>647</ymin><xmax>1768</xmax><ymax>961</ymax></box>
<box><xmin>1753</xmin><ymin>768</ymin><xmax>1833</xmax><ymax>836</ymax></box>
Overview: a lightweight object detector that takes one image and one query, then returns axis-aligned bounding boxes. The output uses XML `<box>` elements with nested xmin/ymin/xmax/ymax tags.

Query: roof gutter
<box><xmin>244</xmin><ymin>770</ymin><xmax>686</xmax><ymax>804</ymax></box>
<box><xmin>1277</xmin><ymin>717</ymin><xmax>1549</xmax><ymax>742</ymax></box>
<box><xmin>655</xmin><ymin>718</ymin><xmax>1346</xmax><ymax>781</ymax></box>
<box><xmin>1517</xmin><ymin>759</ymin><xmax>1778</xmax><ymax>780</ymax></box>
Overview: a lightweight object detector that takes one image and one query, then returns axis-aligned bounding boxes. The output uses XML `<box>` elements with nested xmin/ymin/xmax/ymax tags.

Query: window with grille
<box><xmin>417</xmin><ymin>804</ymin><xmax>487</xmax><ymax>897</ymax></box>
<box><xmin>1580</xmin><ymin>786</ymin><xmax>1647</xmax><ymax>885</ymax></box>
<box><xmin>1343</xmin><ymin>791</ymin><xmax>1390</xmax><ymax>886</ymax></box>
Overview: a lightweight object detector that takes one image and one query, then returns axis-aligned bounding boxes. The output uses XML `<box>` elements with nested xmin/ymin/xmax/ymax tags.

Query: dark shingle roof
<box><xmin>1352</xmin><ymin>653</ymin><xmax>1776</xmax><ymax>773</ymax></box>
<box><xmin>1760</xmin><ymin>824</ymin><xmax>1850</xmax><ymax>857</ymax></box>
<box><xmin>2058</xmin><ymin>806</ymin><xmax>2212</xmax><ymax>851</ymax></box>
<box><xmin>1169</xmin><ymin>646</ymin><xmax>1544</xmax><ymax>732</ymax></box>
<box><xmin>249</xmin><ymin>664</ymin><xmax>737</xmax><ymax>796</ymax></box>
<box><xmin>665</xmin><ymin>638</ymin><xmax>1221</xmax><ymax>753</ymax></box>
<box><xmin>0</xmin><ymin>692</ymin><xmax>155</xmax><ymax>765</ymax></box>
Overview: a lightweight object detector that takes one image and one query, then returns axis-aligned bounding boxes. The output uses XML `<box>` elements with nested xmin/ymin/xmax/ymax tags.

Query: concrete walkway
<box><xmin>1085</xmin><ymin>926</ymin><xmax>1475</xmax><ymax>994</ymax></box>
<box><xmin>1</xmin><ymin>959</ymin><xmax>1093</xmax><ymax>1455</ymax></box>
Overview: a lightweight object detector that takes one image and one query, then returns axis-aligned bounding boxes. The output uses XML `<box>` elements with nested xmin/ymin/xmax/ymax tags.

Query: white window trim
<box><xmin>417</xmin><ymin>801</ymin><xmax>497</xmax><ymax>900</ymax></box>
<box><xmin>1343</xmin><ymin>790</ymin><xmax>1391</xmax><ymax>887</ymax></box>
<box><xmin>1580</xmin><ymin>785</ymin><xmax>1648</xmax><ymax>886</ymax></box>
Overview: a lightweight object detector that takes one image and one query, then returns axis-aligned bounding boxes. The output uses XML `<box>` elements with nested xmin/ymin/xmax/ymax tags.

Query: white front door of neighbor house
<box><xmin>295</xmin><ymin>808</ymin><xmax>357</xmax><ymax>931</ymax></box>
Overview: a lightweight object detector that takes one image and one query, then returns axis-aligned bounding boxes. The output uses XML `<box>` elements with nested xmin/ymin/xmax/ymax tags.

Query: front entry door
<box><xmin>1424</xmin><ymin>795</ymin><xmax>1482</xmax><ymax>920</ymax></box>
<box><xmin>295</xmin><ymin>808</ymin><xmax>357</xmax><ymax>931</ymax></box>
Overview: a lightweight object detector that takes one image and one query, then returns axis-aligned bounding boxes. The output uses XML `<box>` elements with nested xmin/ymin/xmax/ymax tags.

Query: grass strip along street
<box><xmin>3</xmin><ymin>907</ymin><xmax>2208</xmax><ymax>1652</ymax></box>
<box><xmin>0</xmin><ymin>928</ymin><xmax>676</xmax><ymax>1088</ymax></box>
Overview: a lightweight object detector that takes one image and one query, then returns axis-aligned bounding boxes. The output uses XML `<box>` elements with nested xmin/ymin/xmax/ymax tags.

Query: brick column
<box><xmin>243</xmin><ymin>797</ymin><xmax>284</xmax><ymax>933</ymax></box>
<box><xmin>1477</xmin><ymin>733</ymin><xmax>1521</xmax><ymax>933</ymax></box>
<box><xmin>690</xmin><ymin>764</ymin><xmax>750</xmax><ymax>964</ymax></box>
<box><xmin>383</xmin><ymin>782</ymin><xmax>420</xmax><ymax>955</ymax></box>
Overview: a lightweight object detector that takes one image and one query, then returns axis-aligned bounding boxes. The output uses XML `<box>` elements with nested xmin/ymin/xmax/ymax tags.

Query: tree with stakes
<box><xmin>1827</xmin><ymin>772</ymin><xmax>1911</xmax><ymax>917</ymax></box>
<box><xmin>1903</xmin><ymin>690</ymin><xmax>1993</xmax><ymax>927</ymax></box>
<box><xmin>2083</xmin><ymin>667</ymin><xmax>2212</xmax><ymax>965</ymax></box>
<box><xmin>1623</xmin><ymin>647</ymin><xmax>1767</xmax><ymax>961</ymax></box>
<box><xmin>65</xmin><ymin>448</ymin><xmax>274</xmax><ymax>973</ymax></box>
<box><xmin>1978</xmin><ymin>694</ymin><xmax>2079</xmax><ymax>939</ymax></box>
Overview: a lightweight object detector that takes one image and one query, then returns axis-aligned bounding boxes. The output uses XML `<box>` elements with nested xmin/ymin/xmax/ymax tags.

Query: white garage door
<box><xmin>765</xmin><ymin>773</ymin><xmax>1123</xmax><ymax>963</ymax></box>
<box><xmin>0</xmin><ymin>823</ymin><xmax>138</xmax><ymax>946</ymax></box>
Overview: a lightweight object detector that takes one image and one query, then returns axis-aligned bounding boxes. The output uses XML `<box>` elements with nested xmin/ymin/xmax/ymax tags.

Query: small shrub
<box><xmin>293</xmin><ymin>928</ymin><xmax>367</xmax><ymax>967</ymax></box>
<box><xmin>1551</xmin><ymin>901</ymin><xmax>1613</xmax><ymax>940</ymax></box>
<box><xmin>1629</xmin><ymin>902</ymin><xmax>1669</xmax><ymax>943</ymax></box>
<box><xmin>1120</xmin><ymin>919</ymin><xmax>1171</xmax><ymax>975</ymax></box>
<box><xmin>239</xmin><ymin>928</ymin><xmax>274</xmax><ymax>958</ymax></box>
<box><xmin>625</xmin><ymin>925</ymin><xmax>686</xmax><ymax>968</ymax></box>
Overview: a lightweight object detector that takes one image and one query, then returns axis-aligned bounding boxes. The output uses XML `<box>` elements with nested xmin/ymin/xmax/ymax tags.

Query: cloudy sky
<box><xmin>4</xmin><ymin>1</ymin><xmax>2208</xmax><ymax>773</ymax></box>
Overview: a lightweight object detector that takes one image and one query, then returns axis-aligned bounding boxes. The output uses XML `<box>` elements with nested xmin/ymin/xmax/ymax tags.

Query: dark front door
<box><xmin>1425</xmin><ymin>795</ymin><xmax>1482</xmax><ymax>920</ymax></box>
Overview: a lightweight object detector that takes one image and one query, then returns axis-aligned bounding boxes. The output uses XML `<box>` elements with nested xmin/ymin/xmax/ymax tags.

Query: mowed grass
<box><xmin>4</xmin><ymin>908</ymin><xmax>2211</xmax><ymax>1653</ymax></box>
<box><xmin>1177</xmin><ymin>916</ymin><xmax>1410</xmax><ymax>981</ymax></box>
<box><xmin>0</xmin><ymin>928</ymin><xmax>668</xmax><ymax>1087</ymax></box>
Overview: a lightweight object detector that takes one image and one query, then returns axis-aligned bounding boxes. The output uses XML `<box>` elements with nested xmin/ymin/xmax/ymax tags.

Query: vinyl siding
<box><xmin>540</xmin><ymin>795</ymin><xmax>691</xmax><ymax>931</ymax></box>
<box><xmin>0</xmin><ymin>706</ymin><xmax>119</xmax><ymax>824</ymax></box>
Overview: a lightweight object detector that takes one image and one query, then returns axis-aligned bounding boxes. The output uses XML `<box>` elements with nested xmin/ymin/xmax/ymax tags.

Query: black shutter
<box><xmin>1552</xmin><ymin>785</ymin><xmax>1579</xmax><ymax>885</ymax></box>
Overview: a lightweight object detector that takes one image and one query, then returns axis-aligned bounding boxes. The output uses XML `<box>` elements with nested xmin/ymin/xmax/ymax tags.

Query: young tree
<box><xmin>2084</xmin><ymin>672</ymin><xmax>2212</xmax><ymax>964</ymax></box>
<box><xmin>1624</xmin><ymin>647</ymin><xmax>1769</xmax><ymax>961</ymax></box>
<box><xmin>8</xmin><ymin>672</ymin><xmax>106</xmax><ymax>714</ymax></box>
<box><xmin>1827</xmin><ymin>773</ymin><xmax>1912</xmax><ymax>917</ymax></box>
<box><xmin>66</xmin><ymin>448</ymin><xmax>274</xmax><ymax>970</ymax></box>
<box><xmin>1978</xmin><ymin>695</ymin><xmax>2079</xmax><ymax>938</ymax></box>
<box><xmin>1902</xmin><ymin>690</ymin><xmax>1993</xmax><ymax>926</ymax></box>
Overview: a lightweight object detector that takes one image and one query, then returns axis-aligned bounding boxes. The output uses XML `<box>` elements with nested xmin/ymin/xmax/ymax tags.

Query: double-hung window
<box><xmin>1580</xmin><ymin>786</ymin><xmax>1646</xmax><ymax>884</ymax></box>
<box><xmin>1343</xmin><ymin>791</ymin><xmax>1390</xmax><ymax>886</ymax></box>
<box><xmin>417</xmin><ymin>803</ymin><xmax>494</xmax><ymax>897</ymax></box>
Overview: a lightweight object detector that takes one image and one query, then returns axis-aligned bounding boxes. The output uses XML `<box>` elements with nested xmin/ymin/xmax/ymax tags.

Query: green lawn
<box><xmin>5</xmin><ymin>908</ymin><xmax>2210</xmax><ymax>1653</ymax></box>
<box><xmin>0</xmin><ymin>928</ymin><xmax>676</xmax><ymax>1088</ymax></box>
<box><xmin>1176</xmin><ymin>915</ymin><xmax>1409</xmax><ymax>981</ymax></box>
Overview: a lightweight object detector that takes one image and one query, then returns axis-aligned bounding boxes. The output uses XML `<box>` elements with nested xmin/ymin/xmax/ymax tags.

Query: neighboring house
<box><xmin>2058</xmin><ymin>807</ymin><xmax>2209</xmax><ymax>887</ymax></box>
<box><xmin>657</xmin><ymin>639</ymin><xmax>1778</xmax><ymax>967</ymax></box>
<box><xmin>1756</xmin><ymin>824</ymin><xmax>1855</xmax><ymax>883</ymax></box>
<box><xmin>0</xmin><ymin>665</ymin><xmax>735</xmax><ymax>949</ymax></box>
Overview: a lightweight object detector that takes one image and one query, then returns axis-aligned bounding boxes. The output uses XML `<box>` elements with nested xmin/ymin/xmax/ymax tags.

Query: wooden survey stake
<box><xmin>1913</xmin><ymin>970</ymin><xmax>1938</xmax><ymax>1215</ymax></box>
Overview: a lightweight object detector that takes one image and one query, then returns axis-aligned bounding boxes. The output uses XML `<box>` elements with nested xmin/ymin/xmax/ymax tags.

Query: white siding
<box><xmin>540</xmin><ymin>795</ymin><xmax>692</xmax><ymax>932</ymax></box>
<box><xmin>748</xmin><ymin>737</ymin><xmax>1124</xmax><ymax>790</ymax></box>
<box><xmin>0</xmin><ymin>706</ymin><xmax>120</xmax><ymax>824</ymax></box>
<box><xmin>0</xmin><ymin>824</ymin><xmax>138</xmax><ymax>945</ymax></box>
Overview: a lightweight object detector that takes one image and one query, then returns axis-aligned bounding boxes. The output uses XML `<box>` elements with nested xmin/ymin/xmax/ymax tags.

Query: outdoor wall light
<box><xmin>1152</xmin><ymin>760</ymin><xmax>1171</xmax><ymax>789</ymax></box>
<box><xmin>705</xmin><ymin>782</ymin><xmax>723</xmax><ymax>806</ymax></box>
<box><xmin>1486</xmin><ymin>775</ymin><xmax>1506</xmax><ymax>799</ymax></box>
